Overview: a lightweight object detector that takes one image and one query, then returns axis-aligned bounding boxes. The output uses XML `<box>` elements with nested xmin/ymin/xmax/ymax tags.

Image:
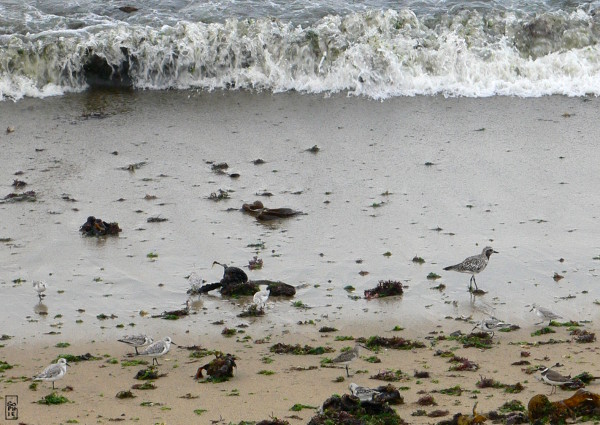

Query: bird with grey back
<box><xmin>118</xmin><ymin>334</ymin><xmax>154</xmax><ymax>354</ymax></box>
<box><xmin>332</xmin><ymin>344</ymin><xmax>362</xmax><ymax>377</ymax></box>
<box><xmin>444</xmin><ymin>246</ymin><xmax>498</xmax><ymax>292</ymax></box>
<box><xmin>530</xmin><ymin>304</ymin><xmax>562</xmax><ymax>326</ymax></box>
<box><xmin>33</xmin><ymin>358</ymin><xmax>68</xmax><ymax>389</ymax></box>
<box><xmin>137</xmin><ymin>337</ymin><xmax>175</xmax><ymax>365</ymax></box>
<box><xmin>538</xmin><ymin>366</ymin><xmax>574</xmax><ymax>394</ymax></box>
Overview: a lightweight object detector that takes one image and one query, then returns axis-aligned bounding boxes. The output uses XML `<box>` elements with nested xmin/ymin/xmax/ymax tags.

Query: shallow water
<box><xmin>0</xmin><ymin>90</ymin><xmax>599</xmax><ymax>343</ymax></box>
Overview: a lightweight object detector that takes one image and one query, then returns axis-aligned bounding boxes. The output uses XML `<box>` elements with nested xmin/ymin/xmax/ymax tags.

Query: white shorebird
<box><xmin>472</xmin><ymin>317</ymin><xmax>508</xmax><ymax>337</ymax></box>
<box><xmin>253</xmin><ymin>288</ymin><xmax>270</xmax><ymax>310</ymax></box>
<box><xmin>530</xmin><ymin>304</ymin><xmax>562</xmax><ymax>325</ymax></box>
<box><xmin>349</xmin><ymin>383</ymin><xmax>381</xmax><ymax>401</ymax></box>
<box><xmin>33</xmin><ymin>358</ymin><xmax>68</xmax><ymax>389</ymax></box>
<box><xmin>444</xmin><ymin>246</ymin><xmax>498</xmax><ymax>292</ymax></box>
<box><xmin>187</xmin><ymin>271</ymin><xmax>203</xmax><ymax>292</ymax></box>
<box><xmin>118</xmin><ymin>334</ymin><xmax>154</xmax><ymax>354</ymax></box>
<box><xmin>538</xmin><ymin>366</ymin><xmax>574</xmax><ymax>394</ymax></box>
<box><xmin>33</xmin><ymin>280</ymin><xmax>47</xmax><ymax>300</ymax></box>
<box><xmin>137</xmin><ymin>337</ymin><xmax>175</xmax><ymax>365</ymax></box>
<box><xmin>332</xmin><ymin>344</ymin><xmax>361</xmax><ymax>377</ymax></box>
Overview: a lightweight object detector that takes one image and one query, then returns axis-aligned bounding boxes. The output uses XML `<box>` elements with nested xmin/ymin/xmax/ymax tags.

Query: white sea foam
<box><xmin>2</xmin><ymin>9</ymin><xmax>600</xmax><ymax>100</ymax></box>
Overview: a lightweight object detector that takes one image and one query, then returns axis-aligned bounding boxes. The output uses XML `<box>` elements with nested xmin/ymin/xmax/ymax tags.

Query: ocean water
<box><xmin>2</xmin><ymin>0</ymin><xmax>600</xmax><ymax>100</ymax></box>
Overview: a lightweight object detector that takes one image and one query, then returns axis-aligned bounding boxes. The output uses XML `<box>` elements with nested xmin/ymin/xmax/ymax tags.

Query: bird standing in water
<box><xmin>444</xmin><ymin>246</ymin><xmax>498</xmax><ymax>292</ymax></box>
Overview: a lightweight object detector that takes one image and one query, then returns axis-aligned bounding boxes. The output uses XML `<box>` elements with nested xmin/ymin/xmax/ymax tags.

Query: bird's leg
<box><xmin>153</xmin><ymin>358</ymin><xmax>159</xmax><ymax>366</ymax></box>
<box><xmin>134</xmin><ymin>347</ymin><xmax>139</xmax><ymax>355</ymax></box>
<box><xmin>52</xmin><ymin>381</ymin><xmax>55</xmax><ymax>389</ymax></box>
<box><xmin>345</xmin><ymin>365</ymin><xmax>350</xmax><ymax>378</ymax></box>
<box><xmin>468</xmin><ymin>275</ymin><xmax>474</xmax><ymax>292</ymax></box>
<box><xmin>472</xmin><ymin>275</ymin><xmax>479</xmax><ymax>291</ymax></box>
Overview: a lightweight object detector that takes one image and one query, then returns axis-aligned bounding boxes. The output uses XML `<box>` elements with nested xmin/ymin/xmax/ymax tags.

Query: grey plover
<box><xmin>349</xmin><ymin>383</ymin><xmax>381</xmax><ymax>401</ymax></box>
<box><xmin>253</xmin><ymin>288</ymin><xmax>270</xmax><ymax>310</ymax></box>
<box><xmin>33</xmin><ymin>358</ymin><xmax>68</xmax><ymax>389</ymax></box>
<box><xmin>332</xmin><ymin>344</ymin><xmax>361</xmax><ymax>377</ymax></box>
<box><xmin>530</xmin><ymin>304</ymin><xmax>562</xmax><ymax>325</ymax></box>
<box><xmin>137</xmin><ymin>337</ymin><xmax>175</xmax><ymax>365</ymax></box>
<box><xmin>33</xmin><ymin>280</ymin><xmax>47</xmax><ymax>300</ymax></box>
<box><xmin>538</xmin><ymin>366</ymin><xmax>574</xmax><ymax>394</ymax></box>
<box><xmin>118</xmin><ymin>334</ymin><xmax>154</xmax><ymax>354</ymax></box>
<box><xmin>443</xmin><ymin>246</ymin><xmax>498</xmax><ymax>292</ymax></box>
<box><xmin>212</xmin><ymin>261</ymin><xmax>248</xmax><ymax>283</ymax></box>
<box><xmin>472</xmin><ymin>317</ymin><xmax>507</xmax><ymax>337</ymax></box>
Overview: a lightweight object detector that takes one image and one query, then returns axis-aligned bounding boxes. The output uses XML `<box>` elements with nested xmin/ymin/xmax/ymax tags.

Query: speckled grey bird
<box><xmin>137</xmin><ymin>337</ymin><xmax>175</xmax><ymax>365</ymax></box>
<box><xmin>472</xmin><ymin>317</ymin><xmax>508</xmax><ymax>337</ymax></box>
<box><xmin>332</xmin><ymin>344</ymin><xmax>361</xmax><ymax>377</ymax></box>
<box><xmin>118</xmin><ymin>334</ymin><xmax>154</xmax><ymax>354</ymax></box>
<box><xmin>33</xmin><ymin>358</ymin><xmax>68</xmax><ymax>389</ymax></box>
<box><xmin>349</xmin><ymin>383</ymin><xmax>381</xmax><ymax>401</ymax></box>
<box><xmin>444</xmin><ymin>246</ymin><xmax>498</xmax><ymax>292</ymax></box>
<box><xmin>530</xmin><ymin>304</ymin><xmax>562</xmax><ymax>326</ymax></box>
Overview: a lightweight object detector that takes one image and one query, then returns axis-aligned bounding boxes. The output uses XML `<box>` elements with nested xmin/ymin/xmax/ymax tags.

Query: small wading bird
<box><xmin>212</xmin><ymin>261</ymin><xmax>248</xmax><ymax>284</ymax></box>
<box><xmin>471</xmin><ymin>317</ymin><xmax>508</xmax><ymax>337</ymax></box>
<box><xmin>530</xmin><ymin>304</ymin><xmax>562</xmax><ymax>326</ymax></box>
<box><xmin>33</xmin><ymin>358</ymin><xmax>68</xmax><ymax>389</ymax></box>
<box><xmin>538</xmin><ymin>366</ymin><xmax>575</xmax><ymax>394</ymax></box>
<box><xmin>443</xmin><ymin>246</ymin><xmax>498</xmax><ymax>292</ymax></box>
<box><xmin>253</xmin><ymin>288</ymin><xmax>270</xmax><ymax>310</ymax></box>
<box><xmin>33</xmin><ymin>280</ymin><xmax>47</xmax><ymax>300</ymax></box>
<box><xmin>332</xmin><ymin>344</ymin><xmax>362</xmax><ymax>377</ymax></box>
<box><xmin>137</xmin><ymin>337</ymin><xmax>176</xmax><ymax>366</ymax></box>
<box><xmin>118</xmin><ymin>334</ymin><xmax>154</xmax><ymax>354</ymax></box>
<box><xmin>349</xmin><ymin>383</ymin><xmax>382</xmax><ymax>401</ymax></box>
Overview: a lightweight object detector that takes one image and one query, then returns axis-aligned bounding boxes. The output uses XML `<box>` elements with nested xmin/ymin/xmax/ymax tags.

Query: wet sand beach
<box><xmin>1</xmin><ymin>90</ymin><xmax>599</xmax><ymax>423</ymax></box>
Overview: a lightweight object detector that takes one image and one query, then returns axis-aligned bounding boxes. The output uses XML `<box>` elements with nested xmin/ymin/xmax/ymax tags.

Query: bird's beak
<box><xmin>529</xmin><ymin>307</ymin><xmax>534</xmax><ymax>312</ymax></box>
<box><xmin>471</xmin><ymin>325</ymin><xmax>477</xmax><ymax>331</ymax></box>
<box><xmin>493</xmin><ymin>250</ymin><xmax>499</xmax><ymax>253</ymax></box>
<box><xmin>171</xmin><ymin>342</ymin><xmax>178</xmax><ymax>346</ymax></box>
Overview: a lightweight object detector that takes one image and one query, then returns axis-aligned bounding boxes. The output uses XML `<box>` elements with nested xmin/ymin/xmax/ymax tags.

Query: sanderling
<box><xmin>443</xmin><ymin>246</ymin><xmax>498</xmax><ymax>292</ymax></box>
<box><xmin>33</xmin><ymin>280</ymin><xmax>47</xmax><ymax>300</ymax></box>
<box><xmin>253</xmin><ymin>288</ymin><xmax>270</xmax><ymax>310</ymax></box>
<box><xmin>118</xmin><ymin>334</ymin><xmax>154</xmax><ymax>354</ymax></box>
<box><xmin>538</xmin><ymin>366</ymin><xmax>574</xmax><ymax>394</ymax></box>
<box><xmin>530</xmin><ymin>304</ymin><xmax>562</xmax><ymax>325</ymax></box>
<box><xmin>349</xmin><ymin>383</ymin><xmax>381</xmax><ymax>401</ymax></box>
<box><xmin>188</xmin><ymin>271</ymin><xmax>203</xmax><ymax>292</ymax></box>
<box><xmin>472</xmin><ymin>317</ymin><xmax>508</xmax><ymax>337</ymax></box>
<box><xmin>212</xmin><ymin>261</ymin><xmax>248</xmax><ymax>284</ymax></box>
<box><xmin>137</xmin><ymin>336</ymin><xmax>175</xmax><ymax>365</ymax></box>
<box><xmin>332</xmin><ymin>344</ymin><xmax>361</xmax><ymax>377</ymax></box>
<box><xmin>33</xmin><ymin>358</ymin><xmax>68</xmax><ymax>389</ymax></box>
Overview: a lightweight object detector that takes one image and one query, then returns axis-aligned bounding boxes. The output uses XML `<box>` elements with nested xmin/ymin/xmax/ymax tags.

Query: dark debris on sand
<box><xmin>364</xmin><ymin>280</ymin><xmax>404</xmax><ymax>299</ymax></box>
<box><xmin>80</xmin><ymin>216</ymin><xmax>122</xmax><ymax>236</ymax></box>
<box><xmin>194</xmin><ymin>353</ymin><xmax>237</xmax><ymax>382</ymax></box>
<box><xmin>242</xmin><ymin>200</ymin><xmax>303</xmax><ymax>221</ymax></box>
<box><xmin>308</xmin><ymin>393</ymin><xmax>406</xmax><ymax>425</ymax></box>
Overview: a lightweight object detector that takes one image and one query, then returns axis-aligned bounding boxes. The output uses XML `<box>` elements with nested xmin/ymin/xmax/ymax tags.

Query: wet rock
<box><xmin>242</xmin><ymin>200</ymin><xmax>302</xmax><ymax>221</ymax></box>
<box><xmin>119</xmin><ymin>6</ymin><xmax>138</xmax><ymax>13</ymax></box>
<box><xmin>80</xmin><ymin>216</ymin><xmax>122</xmax><ymax>236</ymax></box>
<box><xmin>83</xmin><ymin>48</ymin><xmax>132</xmax><ymax>88</ymax></box>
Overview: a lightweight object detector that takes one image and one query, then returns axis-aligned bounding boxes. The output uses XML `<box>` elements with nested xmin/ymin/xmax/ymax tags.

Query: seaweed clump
<box><xmin>195</xmin><ymin>353</ymin><xmax>237</xmax><ymax>382</ymax></box>
<box><xmin>80</xmin><ymin>216</ymin><xmax>122</xmax><ymax>236</ymax></box>
<box><xmin>364</xmin><ymin>280</ymin><xmax>403</xmax><ymax>299</ymax></box>
<box><xmin>308</xmin><ymin>394</ymin><xmax>406</xmax><ymax>425</ymax></box>
<box><xmin>360</xmin><ymin>335</ymin><xmax>425</xmax><ymax>350</ymax></box>
<box><xmin>270</xmin><ymin>343</ymin><xmax>335</xmax><ymax>355</ymax></box>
